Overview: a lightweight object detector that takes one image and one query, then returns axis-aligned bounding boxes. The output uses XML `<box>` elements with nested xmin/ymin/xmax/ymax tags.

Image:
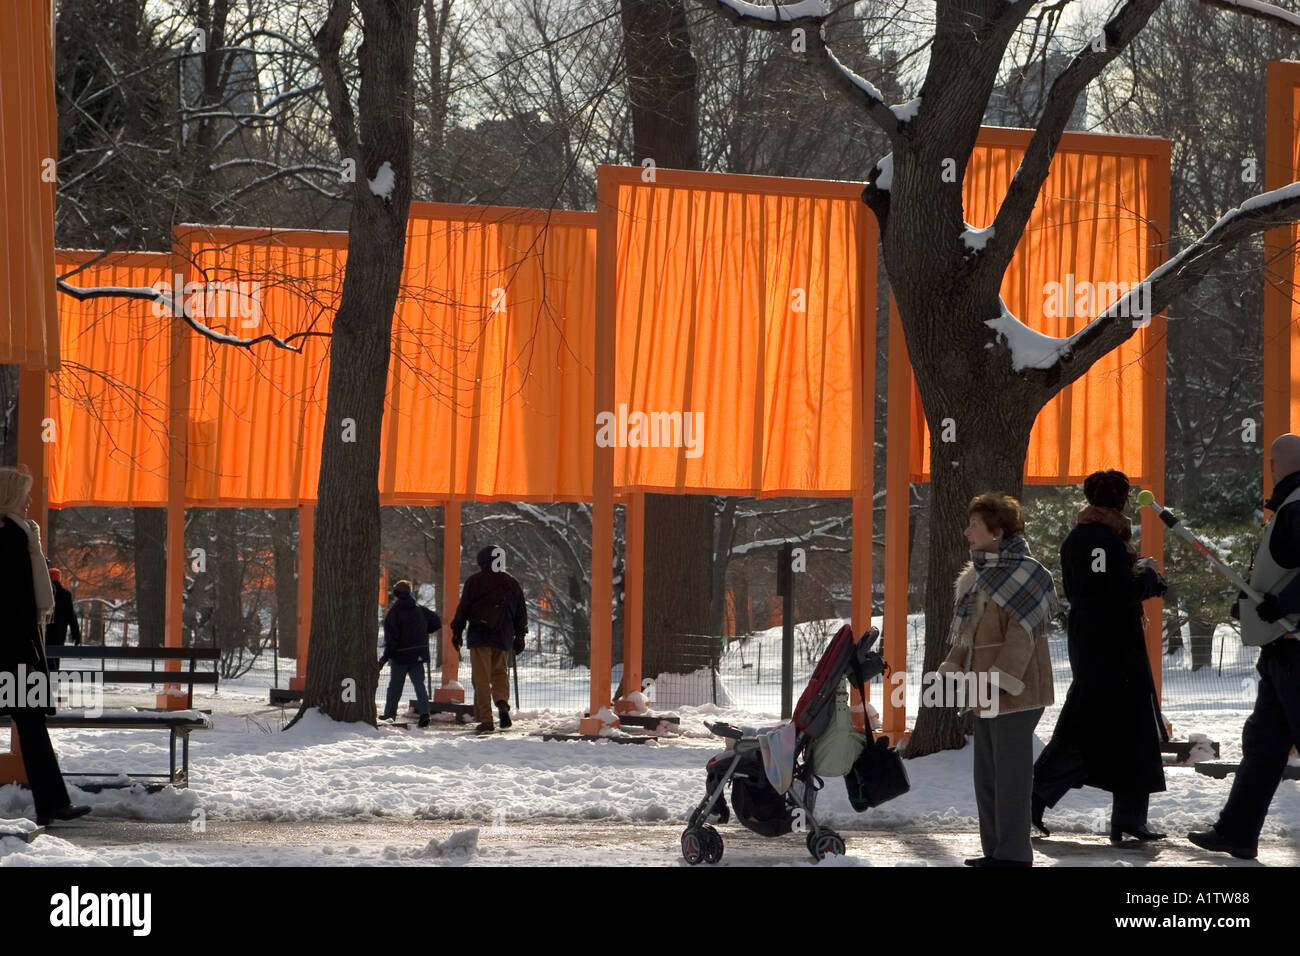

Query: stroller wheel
<box><xmin>681</xmin><ymin>828</ymin><xmax>708</xmax><ymax>865</ymax></box>
<box><xmin>702</xmin><ymin>825</ymin><xmax>724</xmax><ymax>864</ymax></box>
<box><xmin>807</xmin><ymin>829</ymin><xmax>847</xmax><ymax>861</ymax></box>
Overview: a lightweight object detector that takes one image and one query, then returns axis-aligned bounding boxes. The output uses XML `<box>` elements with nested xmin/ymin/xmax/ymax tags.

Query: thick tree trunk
<box><xmin>642</xmin><ymin>495</ymin><xmax>716</xmax><ymax>678</ymax></box>
<box><xmin>301</xmin><ymin>0</ymin><xmax>418</xmax><ymax>725</ymax></box>
<box><xmin>133</xmin><ymin>507</ymin><xmax>167</xmax><ymax>648</ymax></box>
<box><xmin>903</xmin><ymin>308</ymin><xmax>1040</xmax><ymax>755</ymax></box>
<box><xmin>618</xmin><ymin>0</ymin><xmax>712</xmax><ymax>680</ymax></box>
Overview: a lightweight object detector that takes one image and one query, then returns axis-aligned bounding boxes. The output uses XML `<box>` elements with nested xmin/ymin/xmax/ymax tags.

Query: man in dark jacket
<box><xmin>450</xmin><ymin>545</ymin><xmax>527</xmax><ymax>734</ymax></box>
<box><xmin>379</xmin><ymin>580</ymin><xmax>440</xmax><ymax>727</ymax></box>
<box><xmin>44</xmin><ymin>568</ymin><xmax>81</xmax><ymax>672</ymax></box>
<box><xmin>1191</xmin><ymin>434</ymin><xmax>1300</xmax><ymax>859</ymax></box>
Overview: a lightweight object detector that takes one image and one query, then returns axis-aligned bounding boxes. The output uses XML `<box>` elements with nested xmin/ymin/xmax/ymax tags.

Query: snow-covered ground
<box><xmin>1</xmin><ymin>617</ymin><xmax>1295</xmax><ymax>866</ymax></box>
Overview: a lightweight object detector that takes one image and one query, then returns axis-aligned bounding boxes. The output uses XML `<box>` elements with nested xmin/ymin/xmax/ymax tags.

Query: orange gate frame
<box><xmin>28</xmin><ymin>149</ymin><xmax>1166</xmax><ymax>738</ymax></box>
<box><xmin>1264</xmin><ymin>61</ymin><xmax>1300</xmax><ymax>501</ymax></box>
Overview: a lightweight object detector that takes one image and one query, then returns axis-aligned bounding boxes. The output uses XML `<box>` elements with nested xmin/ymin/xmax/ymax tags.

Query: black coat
<box><xmin>45</xmin><ymin>582</ymin><xmax>81</xmax><ymax>647</ymax></box>
<box><xmin>1035</xmin><ymin>520</ymin><xmax>1168</xmax><ymax>800</ymax></box>
<box><xmin>381</xmin><ymin>593</ymin><xmax>440</xmax><ymax>666</ymax></box>
<box><xmin>450</xmin><ymin>569</ymin><xmax>527</xmax><ymax>651</ymax></box>
<box><xmin>0</xmin><ymin>517</ymin><xmax>53</xmax><ymax>716</ymax></box>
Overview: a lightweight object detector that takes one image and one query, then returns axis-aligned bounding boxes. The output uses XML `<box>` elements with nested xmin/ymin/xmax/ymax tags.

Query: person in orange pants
<box><xmin>450</xmin><ymin>545</ymin><xmax>527</xmax><ymax>734</ymax></box>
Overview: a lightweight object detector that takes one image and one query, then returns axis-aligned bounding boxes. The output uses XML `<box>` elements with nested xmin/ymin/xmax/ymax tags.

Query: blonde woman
<box><xmin>0</xmin><ymin>468</ymin><xmax>90</xmax><ymax>826</ymax></box>
<box><xmin>940</xmin><ymin>492</ymin><xmax>1056</xmax><ymax>867</ymax></box>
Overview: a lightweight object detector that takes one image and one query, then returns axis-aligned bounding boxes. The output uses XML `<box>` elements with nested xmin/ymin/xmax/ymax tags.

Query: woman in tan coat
<box><xmin>939</xmin><ymin>492</ymin><xmax>1056</xmax><ymax>868</ymax></box>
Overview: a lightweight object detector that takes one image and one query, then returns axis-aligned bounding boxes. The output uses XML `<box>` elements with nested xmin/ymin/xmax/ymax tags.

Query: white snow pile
<box><xmin>645</xmin><ymin>667</ymin><xmax>736</xmax><ymax>710</ymax></box>
<box><xmin>961</xmin><ymin>222</ymin><xmax>994</xmax><ymax>252</ymax></box>
<box><xmin>891</xmin><ymin>98</ymin><xmax>922</xmax><ymax>123</ymax></box>
<box><xmin>716</xmin><ymin>0</ymin><xmax>828</xmax><ymax>21</ymax></box>
<box><xmin>872</xmin><ymin>153</ymin><xmax>893</xmax><ymax>191</ymax></box>
<box><xmin>368</xmin><ymin>161</ymin><xmax>396</xmax><ymax>200</ymax></box>
<box><xmin>620</xmin><ymin>691</ymin><xmax>651</xmax><ymax>715</ymax></box>
<box><xmin>985</xmin><ymin>299</ymin><xmax>1078</xmax><ymax>371</ymax></box>
<box><xmin>402</xmin><ymin>827</ymin><xmax>479</xmax><ymax>862</ymax></box>
<box><xmin>1177</xmin><ymin>733</ymin><xmax>1218</xmax><ymax>766</ymax></box>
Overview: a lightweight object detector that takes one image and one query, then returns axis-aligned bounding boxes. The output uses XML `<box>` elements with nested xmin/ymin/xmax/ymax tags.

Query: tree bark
<box><xmin>133</xmin><ymin>507</ymin><xmax>167</xmax><ymax>648</ymax></box>
<box><xmin>618</xmin><ymin>0</ymin><xmax>713</xmax><ymax>680</ymax></box>
<box><xmin>300</xmin><ymin>0</ymin><xmax>419</xmax><ymax>725</ymax></box>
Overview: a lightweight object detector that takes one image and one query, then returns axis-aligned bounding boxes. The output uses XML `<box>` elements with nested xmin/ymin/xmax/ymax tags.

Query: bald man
<box><xmin>1189</xmin><ymin>433</ymin><xmax>1300</xmax><ymax>859</ymax></box>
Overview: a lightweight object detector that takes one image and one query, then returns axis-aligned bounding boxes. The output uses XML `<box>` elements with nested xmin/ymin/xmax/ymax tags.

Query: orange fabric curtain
<box><xmin>0</xmin><ymin>0</ymin><xmax>58</xmax><ymax>368</ymax></box>
<box><xmin>1264</xmin><ymin>61</ymin><xmax>1300</xmax><ymax>456</ymax></box>
<box><xmin>908</xmin><ymin>129</ymin><xmax>1170</xmax><ymax>483</ymax></box>
<box><xmin>50</xmin><ymin>251</ymin><xmax>171</xmax><ymax>506</ymax></box>
<box><xmin>607</xmin><ymin>169</ymin><xmax>874</xmax><ymax>495</ymax></box>
<box><xmin>50</xmin><ymin>205</ymin><xmax>596</xmax><ymax>506</ymax></box>
<box><xmin>382</xmin><ymin>205</ymin><xmax>595</xmax><ymax>502</ymax></box>
<box><xmin>179</xmin><ymin>226</ymin><xmax>341</xmax><ymax>505</ymax></box>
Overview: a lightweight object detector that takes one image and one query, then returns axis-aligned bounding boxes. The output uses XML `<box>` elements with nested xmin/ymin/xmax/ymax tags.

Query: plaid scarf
<box><xmin>950</xmin><ymin>534</ymin><xmax>1057</xmax><ymax>647</ymax></box>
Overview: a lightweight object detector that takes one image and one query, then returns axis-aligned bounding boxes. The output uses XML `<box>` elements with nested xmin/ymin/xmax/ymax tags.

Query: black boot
<box><xmin>496</xmin><ymin>700</ymin><xmax>512</xmax><ymax>729</ymax></box>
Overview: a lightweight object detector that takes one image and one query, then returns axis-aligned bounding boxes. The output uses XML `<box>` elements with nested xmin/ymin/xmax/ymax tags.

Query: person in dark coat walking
<box><xmin>1032</xmin><ymin>469</ymin><xmax>1168</xmax><ymax>842</ymax></box>
<box><xmin>0</xmin><ymin>468</ymin><xmax>90</xmax><ymax>827</ymax></box>
<box><xmin>1190</xmin><ymin>434</ymin><xmax>1300</xmax><ymax>859</ymax></box>
<box><xmin>378</xmin><ymin>580</ymin><xmax>440</xmax><ymax>727</ymax></box>
<box><xmin>44</xmin><ymin>568</ymin><xmax>81</xmax><ymax>673</ymax></box>
<box><xmin>450</xmin><ymin>545</ymin><xmax>527</xmax><ymax>735</ymax></box>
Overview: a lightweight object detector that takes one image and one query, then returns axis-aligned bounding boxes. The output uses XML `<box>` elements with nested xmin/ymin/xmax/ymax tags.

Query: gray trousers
<box><xmin>973</xmin><ymin>707</ymin><xmax>1044</xmax><ymax>863</ymax></box>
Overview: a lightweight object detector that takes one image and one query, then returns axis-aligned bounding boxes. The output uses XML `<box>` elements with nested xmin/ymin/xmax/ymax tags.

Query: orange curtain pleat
<box><xmin>908</xmin><ymin>130</ymin><xmax>1168</xmax><ymax>483</ymax></box>
<box><xmin>0</xmin><ymin>0</ymin><xmax>58</xmax><ymax>368</ymax></box>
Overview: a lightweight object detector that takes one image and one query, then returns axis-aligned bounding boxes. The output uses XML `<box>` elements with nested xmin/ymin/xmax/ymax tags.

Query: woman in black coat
<box><xmin>0</xmin><ymin>467</ymin><xmax>89</xmax><ymax>826</ymax></box>
<box><xmin>1032</xmin><ymin>469</ymin><xmax>1168</xmax><ymax>842</ymax></box>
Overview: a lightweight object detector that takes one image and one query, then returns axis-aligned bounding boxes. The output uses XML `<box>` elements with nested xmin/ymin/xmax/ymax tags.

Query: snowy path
<box><xmin>6</xmin><ymin>819</ymin><xmax>1297</xmax><ymax>867</ymax></box>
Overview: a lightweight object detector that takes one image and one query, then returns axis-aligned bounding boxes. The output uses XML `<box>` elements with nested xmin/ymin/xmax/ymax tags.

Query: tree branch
<box><xmin>55</xmin><ymin>280</ymin><xmax>306</xmax><ymax>352</ymax></box>
<box><xmin>711</xmin><ymin>0</ymin><xmax>903</xmax><ymax>138</ymax></box>
<box><xmin>1030</xmin><ymin>181</ymin><xmax>1300</xmax><ymax>391</ymax></box>
<box><xmin>313</xmin><ymin>0</ymin><xmax>359</xmax><ymax>162</ymax></box>
<box><xmin>1198</xmin><ymin>0</ymin><xmax>1300</xmax><ymax>30</ymax></box>
<box><xmin>982</xmin><ymin>0</ymin><xmax>1163</xmax><ymax>275</ymax></box>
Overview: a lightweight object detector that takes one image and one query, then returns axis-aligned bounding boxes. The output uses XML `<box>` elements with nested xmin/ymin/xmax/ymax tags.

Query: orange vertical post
<box><xmin>883</xmin><ymin>298</ymin><xmax>910</xmax><ymax>742</ymax></box>
<box><xmin>849</xmin><ymin>204</ymin><xmax>876</xmax><ymax>732</ymax></box>
<box><xmin>1141</xmin><ymin>141</ymin><xmax>1171</xmax><ymax>708</ymax></box>
<box><xmin>291</xmin><ymin>503</ymin><xmax>313</xmax><ymax>692</ymax></box>
<box><xmin>435</xmin><ymin>501</ymin><xmax>464</xmax><ymax>702</ymax></box>
<box><xmin>581</xmin><ymin>169</ymin><xmax>618</xmax><ymax>736</ymax></box>
<box><xmin>158</xmin><ymin>310</ymin><xmax>191</xmax><ymax>710</ymax></box>
<box><xmin>1264</xmin><ymin>62</ymin><xmax>1298</xmax><ymax>503</ymax></box>
<box><xmin>17</xmin><ymin>365</ymin><xmax>49</xmax><ymax>531</ymax></box>
<box><xmin>615</xmin><ymin>492</ymin><xmax>644</xmax><ymax>713</ymax></box>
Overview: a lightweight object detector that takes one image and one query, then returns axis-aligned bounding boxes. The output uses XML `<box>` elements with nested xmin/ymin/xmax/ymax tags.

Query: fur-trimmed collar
<box><xmin>951</xmin><ymin>561</ymin><xmax>987</xmax><ymax>647</ymax></box>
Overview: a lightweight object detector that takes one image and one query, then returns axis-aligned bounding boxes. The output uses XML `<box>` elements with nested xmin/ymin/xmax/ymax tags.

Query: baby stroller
<box><xmin>681</xmin><ymin>625</ymin><xmax>905</xmax><ymax>864</ymax></box>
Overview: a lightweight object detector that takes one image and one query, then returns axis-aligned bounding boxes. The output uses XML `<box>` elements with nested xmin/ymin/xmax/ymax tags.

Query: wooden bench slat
<box><xmin>49</xmin><ymin>647</ymin><xmax>220</xmax><ymax>661</ymax></box>
<box><xmin>52</xmin><ymin>670</ymin><xmax>219</xmax><ymax>684</ymax></box>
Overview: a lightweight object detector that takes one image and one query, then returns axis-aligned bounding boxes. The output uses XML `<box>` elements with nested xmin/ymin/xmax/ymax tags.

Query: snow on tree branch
<box><xmin>713</xmin><ymin>0</ymin><xmax>829</xmax><ymax>22</ymax></box>
<box><xmin>1001</xmin><ymin>180</ymin><xmax>1300</xmax><ymax>386</ymax></box>
<box><xmin>55</xmin><ymin>280</ymin><xmax>305</xmax><ymax>352</ymax></box>
<box><xmin>1200</xmin><ymin>0</ymin><xmax>1300</xmax><ymax>30</ymax></box>
<box><xmin>711</xmin><ymin>0</ymin><xmax>903</xmax><ymax>138</ymax></box>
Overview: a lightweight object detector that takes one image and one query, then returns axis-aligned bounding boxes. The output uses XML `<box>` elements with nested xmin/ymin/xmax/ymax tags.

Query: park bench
<box><xmin>0</xmin><ymin>646</ymin><xmax>218</xmax><ymax>789</ymax></box>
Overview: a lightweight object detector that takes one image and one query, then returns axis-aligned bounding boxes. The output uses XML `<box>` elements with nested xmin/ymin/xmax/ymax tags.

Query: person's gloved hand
<box><xmin>376</xmin><ymin>655</ymin><xmax>388</xmax><ymax>670</ymax></box>
<box><xmin>512</xmin><ymin>634</ymin><xmax>526</xmax><ymax>655</ymax></box>
<box><xmin>1257</xmin><ymin>593</ymin><xmax>1286</xmax><ymax>623</ymax></box>
<box><xmin>451</xmin><ymin>632</ymin><xmax>462</xmax><ymax>652</ymax></box>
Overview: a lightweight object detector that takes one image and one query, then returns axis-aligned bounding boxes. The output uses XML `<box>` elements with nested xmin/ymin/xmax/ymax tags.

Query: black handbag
<box><xmin>844</xmin><ymin>734</ymin><xmax>911</xmax><ymax>811</ymax></box>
